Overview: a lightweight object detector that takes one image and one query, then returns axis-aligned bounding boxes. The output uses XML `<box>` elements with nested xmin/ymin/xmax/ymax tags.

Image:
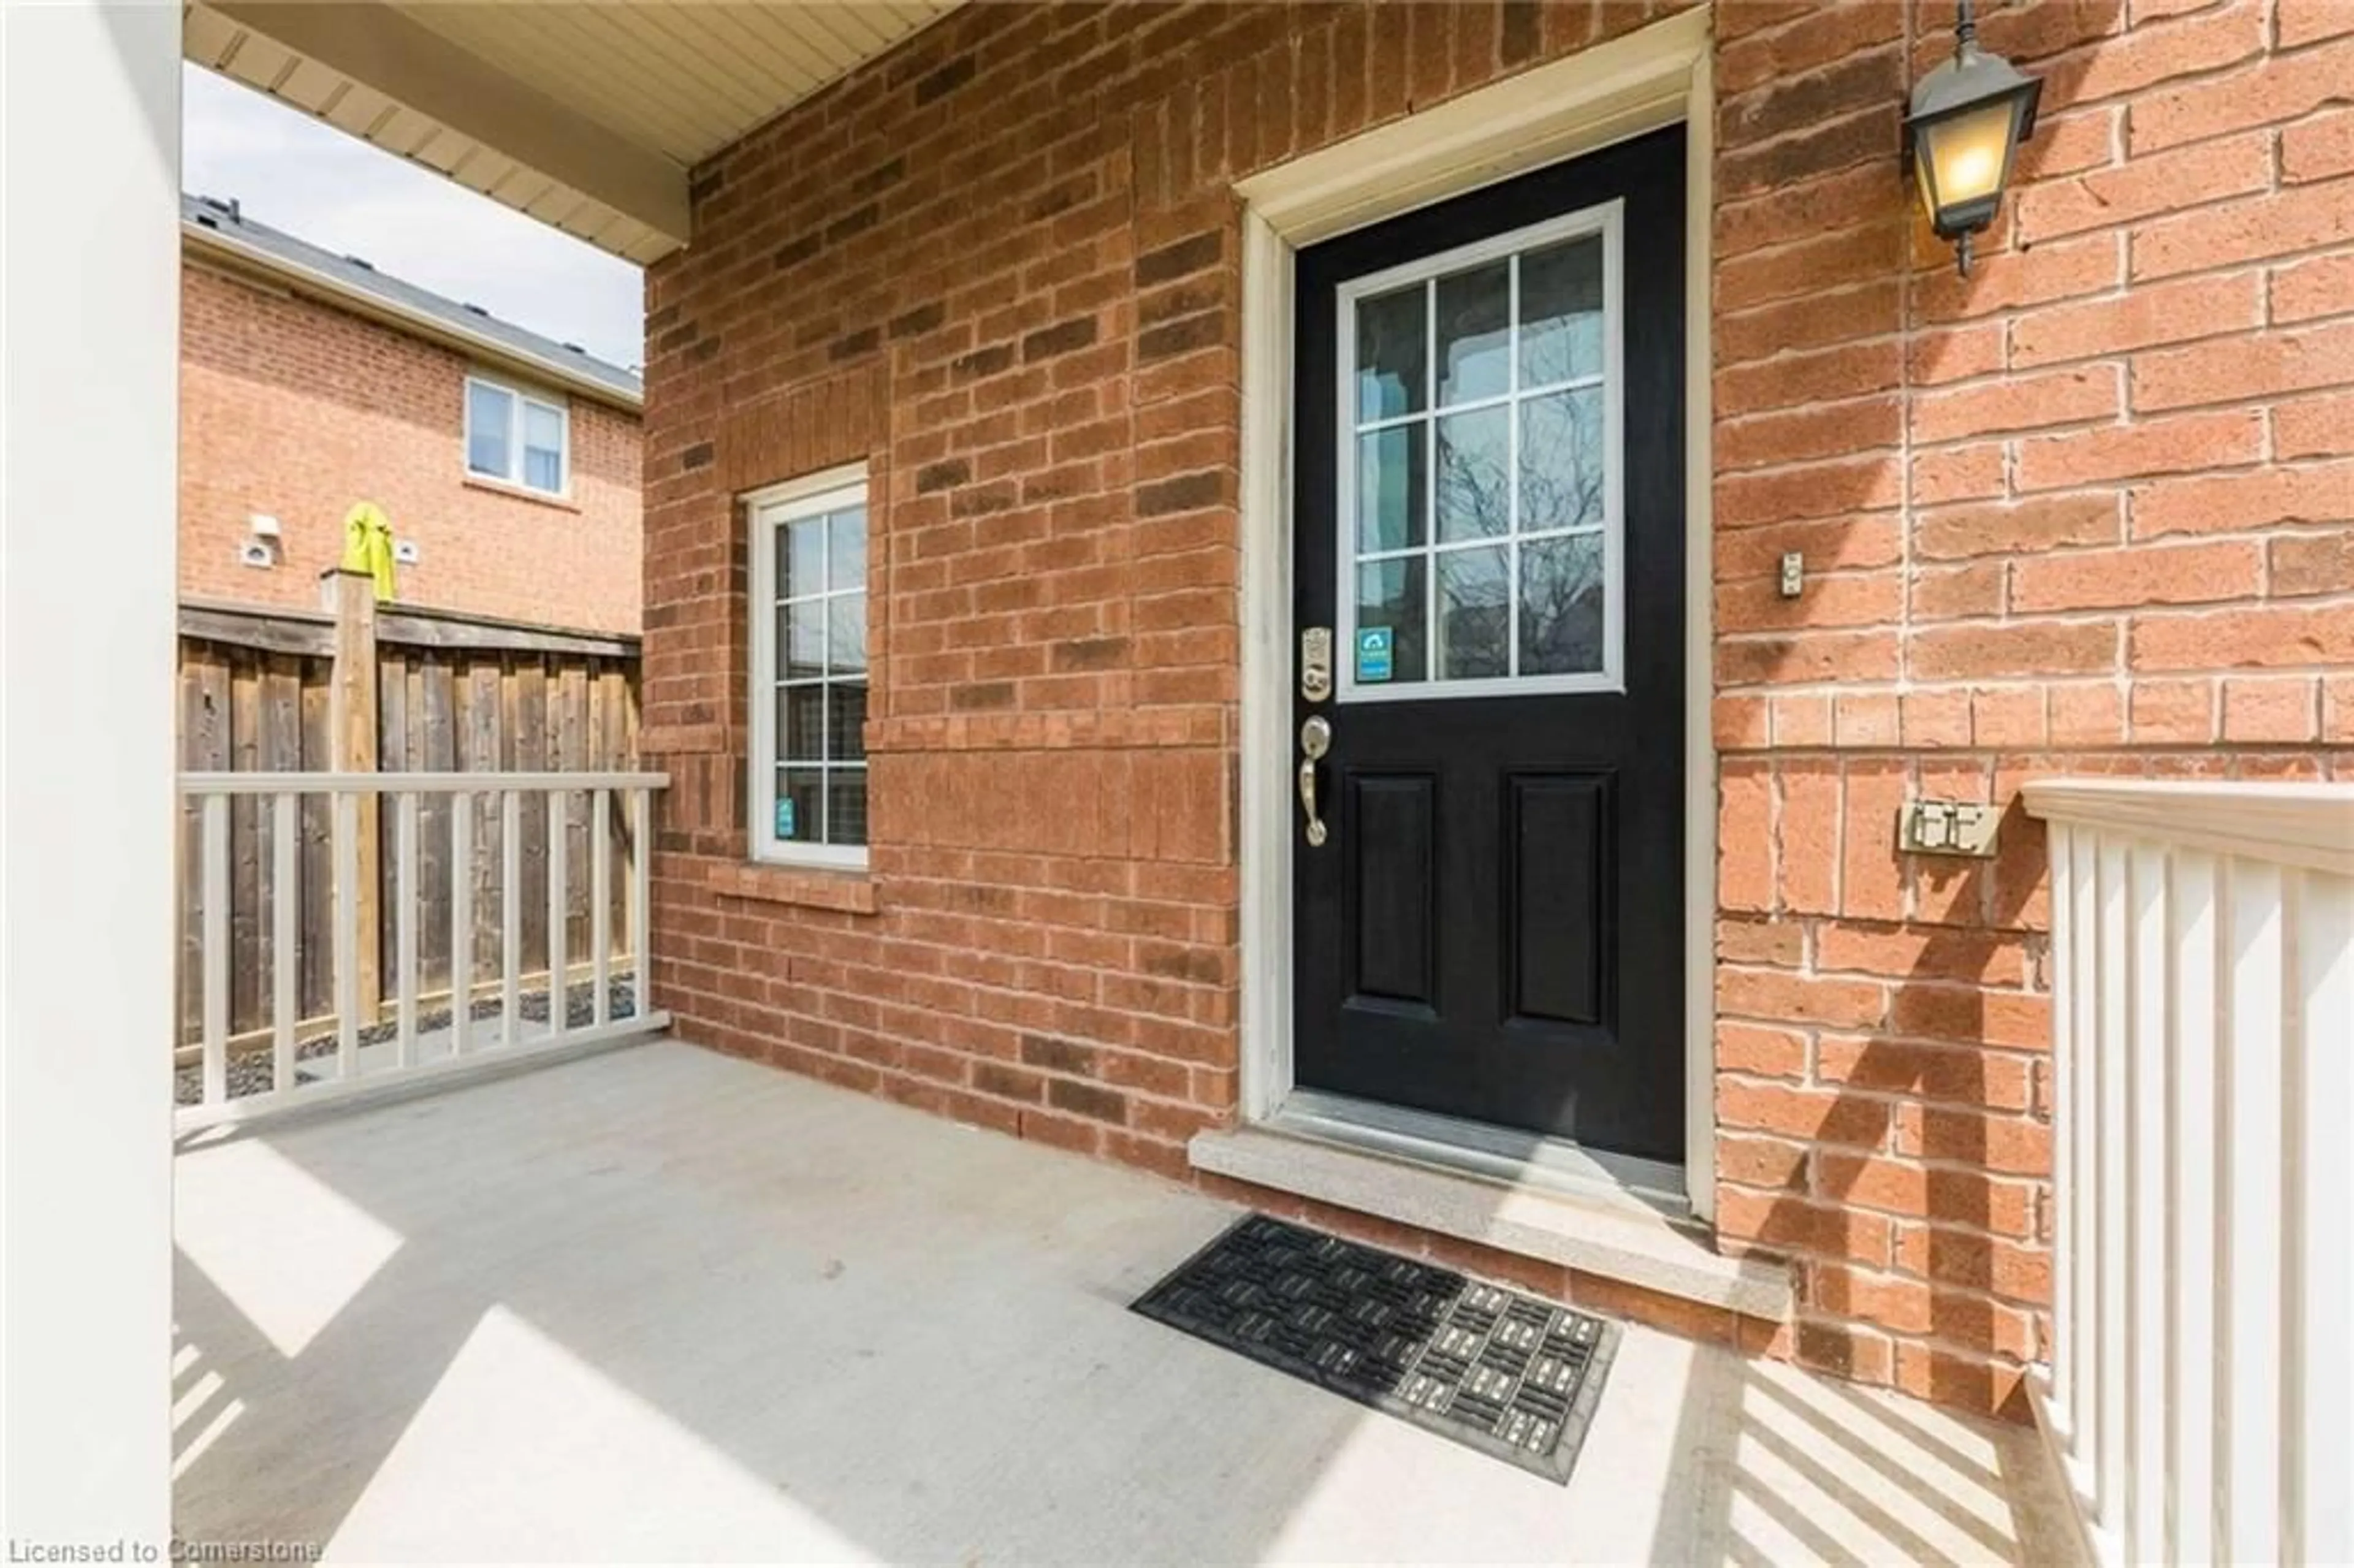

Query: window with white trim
<box><xmin>747</xmin><ymin>466</ymin><xmax>869</xmax><ymax>867</ymax></box>
<box><xmin>464</xmin><ymin>375</ymin><xmax>569</xmax><ymax>497</ymax></box>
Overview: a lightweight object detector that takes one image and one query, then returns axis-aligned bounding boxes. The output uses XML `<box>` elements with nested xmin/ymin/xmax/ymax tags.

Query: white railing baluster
<box><xmin>592</xmin><ymin>788</ymin><xmax>612</xmax><ymax>1029</ymax></box>
<box><xmin>631</xmin><ymin>785</ymin><xmax>652</xmax><ymax>1020</ymax></box>
<box><xmin>2169</xmin><ymin>848</ymin><xmax>2219</xmax><ymax>1568</ymax></box>
<box><xmin>200</xmin><ymin>791</ymin><xmax>229</xmax><ymax>1108</ymax></box>
<box><xmin>2048</xmin><ymin>822</ymin><xmax>2074</xmax><ymax>1453</ymax></box>
<box><xmin>2068</xmin><ymin>825</ymin><xmax>2098</xmax><ymax>1474</ymax></box>
<box><xmin>451</xmin><ymin>791</ymin><xmax>473</xmax><ymax>1057</ymax></box>
<box><xmin>272</xmin><ymin>791</ymin><xmax>297</xmax><ymax>1099</ymax></box>
<box><xmin>173</xmin><ymin>771</ymin><xmax>668</xmax><ymax>1133</ymax></box>
<box><xmin>2025</xmin><ymin>780</ymin><xmax>2352</xmax><ymax>1568</ymax></box>
<box><xmin>501</xmin><ymin>788</ymin><xmax>522</xmax><ymax>1046</ymax></box>
<box><xmin>2095</xmin><ymin>835</ymin><xmax>2128</xmax><ymax>1541</ymax></box>
<box><xmin>546</xmin><ymin>788</ymin><xmax>568</xmax><ymax>1041</ymax></box>
<box><xmin>2127</xmin><ymin>841</ymin><xmax>2169</xmax><ymax>1566</ymax></box>
<box><xmin>2293</xmin><ymin>867</ymin><xmax>2353</xmax><ymax>1567</ymax></box>
<box><xmin>2225</xmin><ymin>857</ymin><xmax>2285</xmax><ymax>1567</ymax></box>
<box><xmin>395</xmin><ymin>790</ymin><xmax>420</xmax><ymax>1067</ymax></box>
<box><xmin>333</xmin><ymin>789</ymin><xmax>359</xmax><ymax>1080</ymax></box>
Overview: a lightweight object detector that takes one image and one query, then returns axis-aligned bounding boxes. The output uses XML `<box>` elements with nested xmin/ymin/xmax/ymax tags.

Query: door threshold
<box><xmin>1190</xmin><ymin>1100</ymin><xmax>1792</xmax><ymax>1322</ymax></box>
<box><xmin>1274</xmin><ymin>1089</ymin><xmax>1693</xmax><ymax>1220</ymax></box>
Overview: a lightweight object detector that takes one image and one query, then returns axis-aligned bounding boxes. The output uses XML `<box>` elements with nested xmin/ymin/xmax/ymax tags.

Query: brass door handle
<box><xmin>1298</xmin><ymin>715</ymin><xmax>1331</xmax><ymax>847</ymax></box>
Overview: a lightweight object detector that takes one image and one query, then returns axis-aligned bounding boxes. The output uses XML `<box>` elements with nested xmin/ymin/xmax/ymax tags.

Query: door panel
<box><xmin>1350</xmin><ymin>774</ymin><xmax>1437</xmax><ymax>1007</ymax></box>
<box><xmin>1290</xmin><ymin>125</ymin><xmax>1686</xmax><ymax>1162</ymax></box>
<box><xmin>1508</xmin><ymin>772</ymin><xmax>1609</xmax><ymax>1029</ymax></box>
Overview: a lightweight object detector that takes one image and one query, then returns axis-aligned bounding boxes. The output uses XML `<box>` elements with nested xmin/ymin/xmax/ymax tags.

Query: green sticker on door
<box><xmin>1356</xmin><ymin>626</ymin><xmax>1393</xmax><ymax>682</ymax></box>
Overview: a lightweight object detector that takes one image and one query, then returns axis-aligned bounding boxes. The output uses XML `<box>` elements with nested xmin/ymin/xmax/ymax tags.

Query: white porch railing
<box><xmin>2025</xmin><ymin>779</ymin><xmax>2353</xmax><ymax>1568</ymax></box>
<box><xmin>176</xmin><ymin>771</ymin><xmax>669</xmax><ymax>1132</ymax></box>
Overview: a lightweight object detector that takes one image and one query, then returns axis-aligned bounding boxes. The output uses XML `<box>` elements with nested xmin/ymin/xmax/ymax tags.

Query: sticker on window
<box><xmin>1357</xmin><ymin>626</ymin><xmax>1395</xmax><ymax>683</ymax></box>
<box><xmin>775</xmin><ymin>797</ymin><xmax>797</xmax><ymax>840</ymax></box>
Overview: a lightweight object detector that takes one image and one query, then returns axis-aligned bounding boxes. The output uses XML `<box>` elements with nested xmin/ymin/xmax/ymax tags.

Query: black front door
<box><xmin>1290</xmin><ymin>126</ymin><xmax>1686</xmax><ymax>1164</ymax></box>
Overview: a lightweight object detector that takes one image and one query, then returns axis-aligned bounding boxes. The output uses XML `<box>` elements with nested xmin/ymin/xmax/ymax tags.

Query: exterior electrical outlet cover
<box><xmin>1898</xmin><ymin>799</ymin><xmax>2000</xmax><ymax>858</ymax></box>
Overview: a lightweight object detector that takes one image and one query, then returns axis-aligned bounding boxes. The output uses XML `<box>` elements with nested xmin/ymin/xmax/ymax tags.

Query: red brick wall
<box><xmin>638</xmin><ymin>0</ymin><xmax>2353</xmax><ymax>1415</ymax></box>
<box><xmin>1710</xmin><ymin>0</ymin><xmax>2352</xmax><ymax>1412</ymax></box>
<box><xmin>180</xmin><ymin>258</ymin><xmax>644</xmax><ymax>633</ymax></box>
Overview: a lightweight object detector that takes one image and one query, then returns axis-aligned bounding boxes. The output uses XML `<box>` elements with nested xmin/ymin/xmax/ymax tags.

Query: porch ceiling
<box><xmin>181</xmin><ymin>0</ymin><xmax>961</xmax><ymax>265</ymax></box>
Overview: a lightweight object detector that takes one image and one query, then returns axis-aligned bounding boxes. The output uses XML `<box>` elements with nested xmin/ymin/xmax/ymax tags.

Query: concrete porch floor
<box><xmin>172</xmin><ymin>1039</ymin><xmax>2077</xmax><ymax>1564</ymax></box>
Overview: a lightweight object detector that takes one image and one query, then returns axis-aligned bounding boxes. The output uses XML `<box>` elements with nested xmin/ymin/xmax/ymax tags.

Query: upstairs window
<box><xmin>747</xmin><ymin>466</ymin><xmax>869</xmax><ymax>869</ymax></box>
<box><xmin>465</xmin><ymin>375</ymin><xmax>569</xmax><ymax>497</ymax></box>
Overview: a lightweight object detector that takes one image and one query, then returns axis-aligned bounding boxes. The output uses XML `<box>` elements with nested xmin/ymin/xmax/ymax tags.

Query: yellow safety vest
<box><xmin>340</xmin><ymin>501</ymin><xmax>397</xmax><ymax>601</ymax></box>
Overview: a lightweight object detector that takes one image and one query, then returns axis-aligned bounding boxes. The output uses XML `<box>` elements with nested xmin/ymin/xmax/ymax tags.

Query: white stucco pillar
<box><xmin>1</xmin><ymin>1</ymin><xmax>179</xmax><ymax>1545</ymax></box>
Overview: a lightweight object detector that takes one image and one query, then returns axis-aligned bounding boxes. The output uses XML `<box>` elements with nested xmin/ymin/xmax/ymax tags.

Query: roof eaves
<box><xmin>181</xmin><ymin>218</ymin><xmax>644</xmax><ymax>412</ymax></box>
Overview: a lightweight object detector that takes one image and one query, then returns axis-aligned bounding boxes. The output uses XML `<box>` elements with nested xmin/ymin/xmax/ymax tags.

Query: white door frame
<box><xmin>1229</xmin><ymin>9</ymin><xmax>1719</xmax><ymax>1220</ymax></box>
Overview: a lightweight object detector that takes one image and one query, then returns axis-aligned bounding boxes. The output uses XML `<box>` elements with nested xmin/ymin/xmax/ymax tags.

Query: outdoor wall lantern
<box><xmin>1903</xmin><ymin>0</ymin><xmax>2041</xmax><ymax>276</ymax></box>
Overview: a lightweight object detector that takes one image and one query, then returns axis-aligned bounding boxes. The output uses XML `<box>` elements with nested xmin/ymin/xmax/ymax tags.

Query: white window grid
<box><xmin>1334</xmin><ymin>197</ymin><xmax>1626</xmax><ymax>703</ymax></box>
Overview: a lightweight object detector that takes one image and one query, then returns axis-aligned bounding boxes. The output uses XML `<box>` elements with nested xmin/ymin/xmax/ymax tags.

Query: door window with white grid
<box><xmin>1338</xmin><ymin>200</ymin><xmax>1624</xmax><ymax>700</ymax></box>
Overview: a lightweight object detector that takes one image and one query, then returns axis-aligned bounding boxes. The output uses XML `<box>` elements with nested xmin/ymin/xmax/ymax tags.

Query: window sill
<box><xmin>463</xmin><ymin>473</ymin><xmax>581</xmax><ymax>513</ymax></box>
<box><xmin>707</xmin><ymin>859</ymin><xmax>877</xmax><ymax>915</ymax></box>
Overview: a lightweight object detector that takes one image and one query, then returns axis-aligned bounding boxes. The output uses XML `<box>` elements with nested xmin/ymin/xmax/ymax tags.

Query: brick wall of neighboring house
<box><xmin>636</xmin><ymin>0</ymin><xmax>2354</xmax><ymax>1417</ymax></box>
<box><xmin>180</xmin><ymin>259</ymin><xmax>644</xmax><ymax>633</ymax></box>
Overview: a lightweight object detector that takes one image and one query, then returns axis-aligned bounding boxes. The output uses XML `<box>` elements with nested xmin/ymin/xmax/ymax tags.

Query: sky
<box><xmin>180</xmin><ymin>63</ymin><xmax>646</xmax><ymax>371</ymax></box>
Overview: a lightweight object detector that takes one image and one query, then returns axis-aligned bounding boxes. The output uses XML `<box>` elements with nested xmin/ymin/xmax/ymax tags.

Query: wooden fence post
<box><xmin>324</xmin><ymin>567</ymin><xmax>381</xmax><ymax>1025</ymax></box>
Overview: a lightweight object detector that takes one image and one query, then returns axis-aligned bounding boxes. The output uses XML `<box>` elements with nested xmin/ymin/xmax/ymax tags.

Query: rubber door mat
<box><xmin>1132</xmin><ymin>1212</ymin><xmax>1618</xmax><ymax>1483</ymax></box>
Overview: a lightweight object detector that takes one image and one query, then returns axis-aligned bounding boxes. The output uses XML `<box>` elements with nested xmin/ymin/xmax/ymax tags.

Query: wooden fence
<box><xmin>175</xmin><ymin>586</ymin><xmax>641</xmax><ymax>1054</ymax></box>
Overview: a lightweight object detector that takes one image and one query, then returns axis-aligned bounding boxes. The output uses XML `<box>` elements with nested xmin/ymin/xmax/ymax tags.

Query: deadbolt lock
<box><xmin>1301</xmin><ymin>626</ymin><xmax>1333</xmax><ymax>704</ymax></box>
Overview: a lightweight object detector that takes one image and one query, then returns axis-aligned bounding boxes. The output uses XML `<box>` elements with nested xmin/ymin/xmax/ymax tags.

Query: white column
<box><xmin>0</xmin><ymin>1</ymin><xmax>180</xmax><ymax>1546</ymax></box>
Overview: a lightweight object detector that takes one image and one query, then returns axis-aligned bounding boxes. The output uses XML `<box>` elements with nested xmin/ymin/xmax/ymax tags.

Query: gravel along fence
<box><xmin>175</xmin><ymin>974</ymin><xmax>642</xmax><ymax>1107</ymax></box>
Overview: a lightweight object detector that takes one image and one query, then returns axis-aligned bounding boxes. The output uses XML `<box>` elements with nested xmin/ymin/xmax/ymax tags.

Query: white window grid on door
<box><xmin>1333</xmin><ymin>197</ymin><xmax>1625</xmax><ymax>703</ymax></box>
<box><xmin>745</xmin><ymin>463</ymin><xmax>869</xmax><ymax>870</ymax></box>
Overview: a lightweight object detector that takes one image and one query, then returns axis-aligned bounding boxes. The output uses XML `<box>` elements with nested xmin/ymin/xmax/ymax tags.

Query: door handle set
<box><xmin>1298</xmin><ymin>625</ymin><xmax>1335</xmax><ymax>847</ymax></box>
<box><xmin>1298</xmin><ymin>714</ymin><xmax>1331</xmax><ymax>847</ymax></box>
